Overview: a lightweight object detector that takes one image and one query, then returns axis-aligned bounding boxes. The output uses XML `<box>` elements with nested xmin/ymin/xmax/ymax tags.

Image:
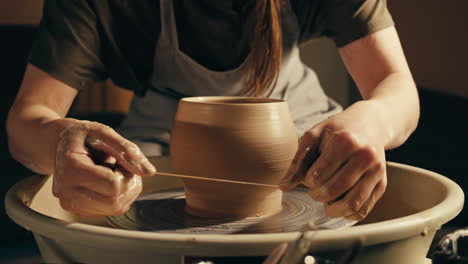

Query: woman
<box><xmin>7</xmin><ymin>0</ymin><xmax>419</xmax><ymax>221</ymax></box>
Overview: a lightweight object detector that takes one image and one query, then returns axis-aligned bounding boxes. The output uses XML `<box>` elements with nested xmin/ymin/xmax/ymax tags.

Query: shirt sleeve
<box><xmin>29</xmin><ymin>0</ymin><xmax>107</xmax><ymax>90</ymax></box>
<box><xmin>293</xmin><ymin>0</ymin><xmax>394</xmax><ymax>47</ymax></box>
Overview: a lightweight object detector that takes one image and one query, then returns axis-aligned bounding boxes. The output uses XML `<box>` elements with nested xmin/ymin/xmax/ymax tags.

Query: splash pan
<box><xmin>5</xmin><ymin>158</ymin><xmax>464</xmax><ymax>264</ymax></box>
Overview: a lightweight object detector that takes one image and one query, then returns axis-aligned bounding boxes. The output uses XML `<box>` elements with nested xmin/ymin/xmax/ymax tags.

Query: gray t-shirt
<box><xmin>28</xmin><ymin>0</ymin><xmax>394</xmax><ymax>155</ymax></box>
<box><xmin>29</xmin><ymin>0</ymin><xmax>394</xmax><ymax>94</ymax></box>
<box><xmin>118</xmin><ymin>0</ymin><xmax>341</xmax><ymax>156</ymax></box>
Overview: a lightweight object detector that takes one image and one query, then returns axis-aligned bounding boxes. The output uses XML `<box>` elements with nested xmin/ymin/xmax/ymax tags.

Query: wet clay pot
<box><xmin>170</xmin><ymin>97</ymin><xmax>298</xmax><ymax>219</ymax></box>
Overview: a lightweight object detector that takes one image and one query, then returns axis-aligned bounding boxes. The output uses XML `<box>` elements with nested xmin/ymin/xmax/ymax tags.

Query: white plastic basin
<box><xmin>5</xmin><ymin>159</ymin><xmax>464</xmax><ymax>264</ymax></box>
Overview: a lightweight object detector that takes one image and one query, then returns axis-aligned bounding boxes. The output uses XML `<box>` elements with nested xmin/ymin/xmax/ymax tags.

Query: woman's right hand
<box><xmin>53</xmin><ymin>120</ymin><xmax>156</xmax><ymax>217</ymax></box>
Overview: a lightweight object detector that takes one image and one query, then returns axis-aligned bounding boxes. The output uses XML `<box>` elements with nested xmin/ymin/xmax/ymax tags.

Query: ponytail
<box><xmin>244</xmin><ymin>0</ymin><xmax>283</xmax><ymax>97</ymax></box>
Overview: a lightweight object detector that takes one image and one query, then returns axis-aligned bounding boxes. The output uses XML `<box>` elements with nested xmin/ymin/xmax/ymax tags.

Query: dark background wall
<box><xmin>385</xmin><ymin>0</ymin><xmax>468</xmax><ymax>226</ymax></box>
<box><xmin>388</xmin><ymin>0</ymin><xmax>468</xmax><ymax>99</ymax></box>
<box><xmin>0</xmin><ymin>26</ymin><xmax>38</xmax><ymax>241</ymax></box>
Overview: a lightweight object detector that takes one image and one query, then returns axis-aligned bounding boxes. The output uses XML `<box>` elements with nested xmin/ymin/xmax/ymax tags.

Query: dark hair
<box><xmin>244</xmin><ymin>0</ymin><xmax>283</xmax><ymax>97</ymax></box>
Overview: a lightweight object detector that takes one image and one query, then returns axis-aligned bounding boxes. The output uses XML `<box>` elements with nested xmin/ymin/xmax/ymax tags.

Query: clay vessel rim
<box><xmin>180</xmin><ymin>96</ymin><xmax>284</xmax><ymax>105</ymax></box>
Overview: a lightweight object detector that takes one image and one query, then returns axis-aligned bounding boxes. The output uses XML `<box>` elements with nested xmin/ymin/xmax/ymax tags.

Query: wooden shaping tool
<box><xmin>153</xmin><ymin>171</ymin><xmax>279</xmax><ymax>188</ymax></box>
<box><xmin>99</xmin><ymin>161</ymin><xmax>279</xmax><ymax>188</ymax></box>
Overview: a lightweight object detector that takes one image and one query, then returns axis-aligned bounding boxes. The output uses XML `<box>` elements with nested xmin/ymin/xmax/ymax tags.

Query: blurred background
<box><xmin>0</xmin><ymin>0</ymin><xmax>467</xmax><ymax>263</ymax></box>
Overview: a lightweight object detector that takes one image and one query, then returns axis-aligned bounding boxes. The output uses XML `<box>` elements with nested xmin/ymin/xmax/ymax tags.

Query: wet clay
<box><xmin>106</xmin><ymin>187</ymin><xmax>354</xmax><ymax>234</ymax></box>
<box><xmin>170</xmin><ymin>97</ymin><xmax>298</xmax><ymax>219</ymax></box>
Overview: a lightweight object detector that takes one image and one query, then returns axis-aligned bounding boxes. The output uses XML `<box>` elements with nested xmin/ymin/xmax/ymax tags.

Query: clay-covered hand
<box><xmin>280</xmin><ymin>101</ymin><xmax>389</xmax><ymax>221</ymax></box>
<box><xmin>53</xmin><ymin>121</ymin><xmax>156</xmax><ymax>217</ymax></box>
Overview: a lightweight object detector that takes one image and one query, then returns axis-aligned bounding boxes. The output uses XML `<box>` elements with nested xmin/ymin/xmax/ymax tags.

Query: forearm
<box><xmin>7</xmin><ymin>102</ymin><xmax>79</xmax><ymax>174</ymax></box>
<box><xmin>356</xmin><ymin>72</ymin><xmax>419</xmax><ymax>150</ymax></box>
<box><xmin>339</xmin><ymin>27</ymin><xmax>420</xmax><ymax>150</ymax></box>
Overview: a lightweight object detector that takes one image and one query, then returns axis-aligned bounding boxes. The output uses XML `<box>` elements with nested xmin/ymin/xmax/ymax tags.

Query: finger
<box><xmin>82</xmin><ymin>164</ymin><xmax>142</xmax><ymax>199</ymax></box>
<box><xmin>56</xmin><ymin>151</ymin><xmax>125</xmax><ymax>197</ymax></box>
<box><xmin>324</xmin><ymin>164</ymin><xmax>384</xmax><ymax>218</ymax></box>
<box><xmin>304</xmin><ymin>129</ymin><xmax>359</xmax><ymax>188</ymax></box>
<box><xmin>280</xmin><ymin>129</ymin><xmax>321</xmax><ymax>190</ymax></box>
<box><xmin>116</xmin><ymin>175</ymin><xmax>142</xmax><ymax>214</ymax></box>
<box><xmin>56</xmin><ymin>152</ymin><xmax>140</xmax><ymax>199</ymax></box>
<box><xmin>307</xmin><ymin>147</ymin><xmax>377</xmax><ymax>203</ymax></box>
<box><xmin>55</xmin><ymin>122</ymin><xmax>153</xmax><ymax>177</ymax></box>
<box><xmin>53</xmin><ymin>145</ymin><xmax>98</xmax><ymax>199</ymax></box>
<box><xmin>346</xmin><ymin>178</ymin><xmax>387</xmax><ymax>221</ymax></box>
<box><xmin>119</xmin><ymin>179</ymin><xmax>141</xmax><ymax>214</ymax></box>
<box><xmin>345</xmin><ymin>190</ymin><xmax>376</xmax><ymax>221</ymax></box>
<box><xmin>103</xmin><ymin>156</ymin><xmax>117</xmax><ymax>165</ymax></box>
<box><xmin>114</xmin><ymin>167</ymin><xmax>142</xmax><ymax>195</ymax></box>
<box><xmin>85</xmin><ymin>122</ymin><xmax>156</xmax><ymax>176</ymax></box>
<box><xmin>56</xmin><ymin>124</ymin><xmax>90</xmax><ymax>155</ymax></box>
<box><xmin>77</xmin><ymin>164</ymin><xmax>129</xmax><ymax>197</ymax></box>
<box><xmin>59</xmin><ymin>188</ymin><xmax>110</xmax><ymax>216</ymax></box>
<box><xmin>60</xmin><ymin>184</ymin><xmax>140</xmax><ymax>217</ymax></box>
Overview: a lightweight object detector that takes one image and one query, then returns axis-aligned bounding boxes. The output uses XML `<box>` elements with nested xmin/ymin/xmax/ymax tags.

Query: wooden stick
<box><xmin>154</xmin><ymin>171</ymin><xmax>279</xmax><ymax>188</ymax></box>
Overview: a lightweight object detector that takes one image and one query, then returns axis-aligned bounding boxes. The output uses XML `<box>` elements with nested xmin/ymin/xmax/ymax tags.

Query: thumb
<box><xmin>84</xmin><ymin>122</ymin><xmax>156</xmax><ymax>176</ymax></box>
<box><xmin>280</xmin><ymin>126</ymin><xmax>322</xmax><ymax>190</ymax></box>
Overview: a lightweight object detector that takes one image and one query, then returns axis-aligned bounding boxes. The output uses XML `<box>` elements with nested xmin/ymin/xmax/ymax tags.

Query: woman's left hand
<box><xmin>280</xmin><ymin>100</ymin><xmax>390</xmax><ymax>221</ymax></box>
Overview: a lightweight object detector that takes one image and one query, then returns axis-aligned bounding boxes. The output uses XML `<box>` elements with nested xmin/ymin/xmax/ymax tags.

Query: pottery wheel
<box><xmin>107</xmin><ymin>188</ymin><xmax>355</xmax><ymax>234</ymax></box>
